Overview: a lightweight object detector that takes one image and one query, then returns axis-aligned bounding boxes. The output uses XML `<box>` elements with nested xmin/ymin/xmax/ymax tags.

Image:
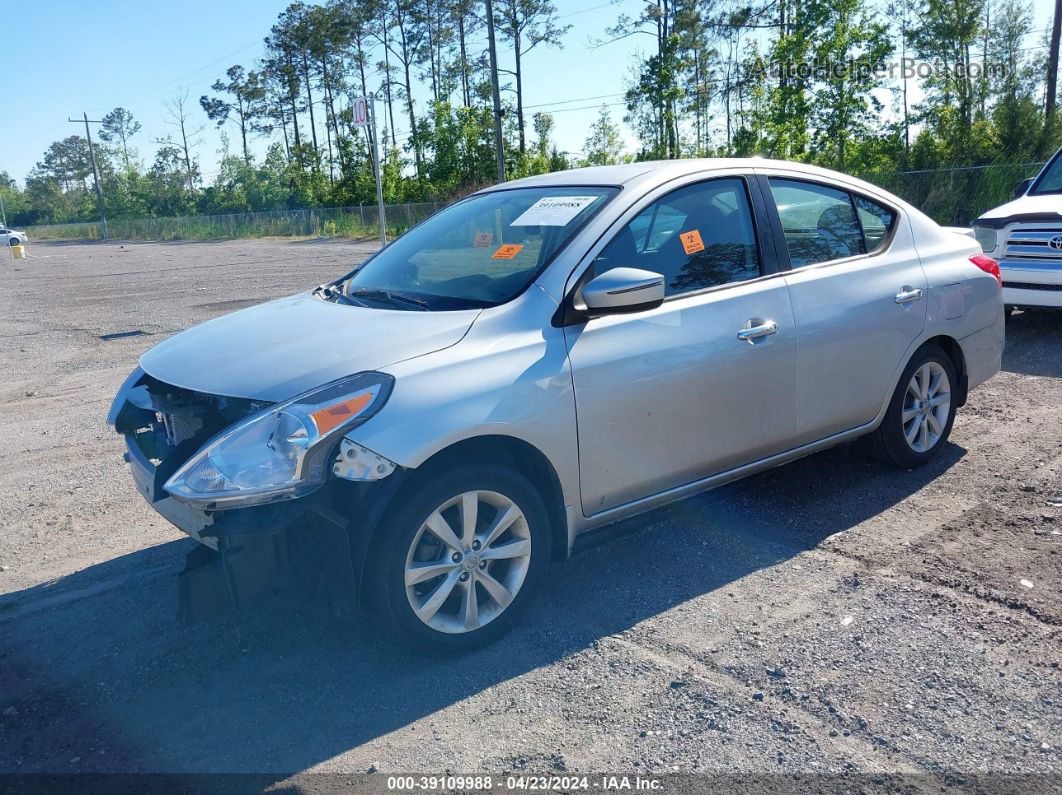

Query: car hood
<box><xmin>977</xmin><ymin>193</ymin><xmax>1062</xmax><ymax>223</ymax></box>
<box><xmin>139</xmin><ymin>292</ymin><xmax>481</xmax><ymax>402</ymax></box>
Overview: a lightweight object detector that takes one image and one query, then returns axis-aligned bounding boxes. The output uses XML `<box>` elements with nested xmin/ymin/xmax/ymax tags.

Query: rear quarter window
<box><xmin>854</xmin><ymin>195</ymin><xmax>898</xmax><ymax>253</ymax></box>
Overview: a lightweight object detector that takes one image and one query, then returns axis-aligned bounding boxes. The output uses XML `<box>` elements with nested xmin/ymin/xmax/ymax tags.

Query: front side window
<box><xmin>1030</xmin><ymin>149</ymin><xmax>1062</xmax><ymax>194</ymax></box>
<box><xmin>591</xmin><ymin>178</ymin><xmax>761</xmax><ymax>297</ymax></box>
<box><xmin>770</xmin><ymin>178</ymin><xmax>867</xmax><ymax>267</ymax></box>
<box><xmin>341</xmin><ymin>186</ymin><xmax>617</xmax><ymax>309</ymax></box>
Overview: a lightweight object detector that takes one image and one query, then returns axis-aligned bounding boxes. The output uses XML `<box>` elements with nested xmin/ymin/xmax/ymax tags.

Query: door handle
<box><xmin>895</xmin><ymin>287</ymin><xmax>924</xmax><ymax>304</ymax></box>
<box><xmin>737</xmin><ymin>320</ymin><xmax>779</xmax><ymax>342</ymax></box>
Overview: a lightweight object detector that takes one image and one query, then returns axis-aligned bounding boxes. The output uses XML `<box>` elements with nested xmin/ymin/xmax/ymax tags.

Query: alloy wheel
<box><xmin>404</xmin><ymin>490</ymin><xmax>532</xmax><ymax>634</ymax></box>
<box><xmin>902</xmin><ymin>361</ymin><xmax>951</xmax><ymax>453</ymax></box>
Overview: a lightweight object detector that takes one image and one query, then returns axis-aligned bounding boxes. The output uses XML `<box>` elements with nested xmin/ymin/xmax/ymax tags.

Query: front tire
<box><xmin>365</xmin><ymin>464</ymin><xmax>552</xmax><ymax>655</ymax></box>
<box><xmin>864</xmin><ymin>344</ymin><xmax>957</xmax><ymax>469</ymax></box>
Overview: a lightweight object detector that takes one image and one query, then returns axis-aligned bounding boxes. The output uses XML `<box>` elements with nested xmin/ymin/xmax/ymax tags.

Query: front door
<box><xmin>563</xmin><ymin>177</ymin><xmax>798</xmax><ymax>515</ymax></box>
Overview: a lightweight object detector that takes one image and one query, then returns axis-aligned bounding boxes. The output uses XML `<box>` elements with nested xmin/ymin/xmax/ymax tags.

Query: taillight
<box><xmin>970</xmin><ymin>254</ymin><xmax>1001</xmax><ymax>287</ymax></box>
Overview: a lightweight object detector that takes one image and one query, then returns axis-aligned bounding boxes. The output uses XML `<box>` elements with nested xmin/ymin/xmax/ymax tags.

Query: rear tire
<box><xmin>364</xmin><ymin>464</ymin><xmax>552</xmax><ymax>656</ymax></box>
<box><xmin>863</xmin><ymin>344</ymin><xmax>957</xmax><ymax>469</ymax></box>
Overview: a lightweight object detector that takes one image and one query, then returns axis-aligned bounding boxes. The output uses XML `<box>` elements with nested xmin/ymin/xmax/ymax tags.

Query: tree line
<box><xmin>2</xmin><ymin>0</ymin><xmax>1059</xmax><ymax>229</ymax></box>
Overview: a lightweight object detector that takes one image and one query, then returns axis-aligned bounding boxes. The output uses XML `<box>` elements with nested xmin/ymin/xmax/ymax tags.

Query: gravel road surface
<box><xmin>0</xmin><ymin>240</ymin><xmax>1059</xmax><ymax>790</ymax></box>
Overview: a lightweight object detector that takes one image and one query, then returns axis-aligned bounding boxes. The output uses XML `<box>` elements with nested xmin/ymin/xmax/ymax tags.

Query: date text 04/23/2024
<box><xmin>385</xmin><ymin>775</ymin><xmax>663</xmax><ymax>791</ymax></box>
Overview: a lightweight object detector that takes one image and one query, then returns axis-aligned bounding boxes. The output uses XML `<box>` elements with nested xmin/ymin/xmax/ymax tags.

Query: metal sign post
<box><xmin>353</xmin><ymin>95</ymin><xmax>387</xmax><ymax>247</ymax></box>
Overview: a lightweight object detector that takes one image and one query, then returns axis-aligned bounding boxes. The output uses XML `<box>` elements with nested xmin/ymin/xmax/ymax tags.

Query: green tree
<box><xmin>144</xmin><ymin>143</ymin><xmax>199</xmax><ymax>216</ymax></box>
<box><xmin>807</xmin><ymin>0</ymin><xmax>894</xmax><ymax>170</ymax></box>
<box><xmin>625</xmin><ymin>33</ymin><xmax>686</xmax><ymax>159</ymax></box>
<box><xmin>448</xmin><ymin>0</ymin><xmax>484</xmax><ymax>107</ymax></box>
<box><xmin>0</xmin><ymin>171</ymin><xmax>30</xmax><ymax>226</ymax></box>
<box><xmin>98</xmin><ymin>108</ymin><xmax>142</xmax><ymax>171</ymax></box>
<box><xmin>582</xmin><ymin>105</ymin><xmax>625</xmax><ymax>165</ymax></box>
<box><xmin>986</xmin><ymin>0</ymin><xmax>1043</xmax><ymax>159</ymax></box>
<box><xmin>909</xmin><ymin>0</ymin><xmax>986</xmax><ymax>161</ymax></box>
<box><xmin>420</xmin><ymin>101</ymin><xmax>497</xmax><ymax>196</ymax></box>
<box><xmin>494</xmin><ymin>0</ymin><xmax>571</xmax><ymax>154</ymax></box>
<box><xmin>200</xmin><ymin>65</ymin><xmax>266</xmax><ymax>165</ymax></box>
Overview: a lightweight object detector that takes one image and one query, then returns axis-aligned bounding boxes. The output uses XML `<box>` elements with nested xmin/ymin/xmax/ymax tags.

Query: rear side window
<box><xmin>769</xmin><ymin>178</ymin><xmax>866</xmax><ymax>267</ymax></box>
<box><xmin>592</xmin><ymin>177</ymin><xmax>761</xmax><ymax>297</ymax></box>
<box><xmin>854</xmin><ymin>195</ymin><xmax>897</xmax><ymax>253</ymax></box>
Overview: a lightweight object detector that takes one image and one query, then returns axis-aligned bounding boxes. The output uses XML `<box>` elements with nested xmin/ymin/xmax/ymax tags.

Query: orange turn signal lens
<box><xmin>309</xmin><ymin>391</ymin><xmax>374</xmax><ymax>434</ymax></box>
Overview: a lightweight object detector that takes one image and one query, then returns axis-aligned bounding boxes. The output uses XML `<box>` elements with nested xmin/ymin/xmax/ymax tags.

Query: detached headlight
<box><xmin>164</xmin><ymin>372</ymin><xmax>393</xmax><ymax>509</ymax></box>
<box><xmin>973</xmin><ymin>225</ymin><xmax>997</xmax><ymax>253</ymax></box>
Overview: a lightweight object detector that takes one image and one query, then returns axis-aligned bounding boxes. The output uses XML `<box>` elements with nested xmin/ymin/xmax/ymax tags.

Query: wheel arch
<box><xmin>418</xmin><ymin>435</ymin><xmax>569</xmax><ymax>563</ymax></box>
<box><xmin>923</xmin><ymin>334</ymin><xmax>968</xmax><ymax>407</ymax></box>
<box><xmin>869</xmin><ymin>331</ymin><xmax>970</xmax><ymax>433</ymax></box>
<box><xmin>357</xmin><ymin>434</ymin><xmax>570</xmax><ymax>580</ymax></box>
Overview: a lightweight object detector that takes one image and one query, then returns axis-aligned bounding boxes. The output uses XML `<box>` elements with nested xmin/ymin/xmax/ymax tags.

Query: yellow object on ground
<box><xmin>11</xmin><ymin>244</ymin><xmax>25</xmax><ymax>259</ymax></box>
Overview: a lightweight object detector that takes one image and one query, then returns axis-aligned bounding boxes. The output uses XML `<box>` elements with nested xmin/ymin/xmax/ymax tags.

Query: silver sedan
<box><xmin>109</xmin><ymin>158</ymin><xmax>1004</xmax><ymax>654</ymax></box>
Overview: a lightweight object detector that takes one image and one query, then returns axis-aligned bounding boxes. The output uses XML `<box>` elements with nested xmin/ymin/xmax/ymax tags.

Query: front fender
<box><xmin>349</xmin><ymin>291</ymin><xmax>581</xmax><ymax>523</ymax></box>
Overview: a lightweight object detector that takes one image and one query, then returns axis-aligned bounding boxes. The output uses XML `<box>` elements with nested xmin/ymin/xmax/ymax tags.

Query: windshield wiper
<box><xmin>348</xmin><ymin>287</ymin><xmax>430</xmax><ymax>311</ymax></box>
<box><xmin>314</xmin><ymin>283</ymin><xmax>365</xmax><ymax>306</ymax></box>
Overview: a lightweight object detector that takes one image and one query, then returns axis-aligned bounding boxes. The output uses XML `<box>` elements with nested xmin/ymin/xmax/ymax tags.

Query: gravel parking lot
<box><xmin>0</xmin><ymin>240</ymin><xmax>1059</xmax><ymax>788</ymax></box>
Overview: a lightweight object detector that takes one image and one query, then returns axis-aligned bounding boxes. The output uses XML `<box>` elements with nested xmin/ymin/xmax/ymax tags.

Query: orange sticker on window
<box><xmin>492</xmin><ymin>244</ymin><xmax>525</xmax><ymax>259</ymax></box>
<box><xmin>473</xmin><ymin>231</ymin><xmax>493</xmax><ymax>248</ymax></box>
<box><xmin>680</xmin><ymin>229</ymin><xmax>705</xmax><ymax>255</ymax></box>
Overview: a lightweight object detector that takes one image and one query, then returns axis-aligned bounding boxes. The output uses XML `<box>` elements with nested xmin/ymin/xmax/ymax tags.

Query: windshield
<box><xmin>1030</xmin><ymin>149</ymin><xmax>1062</xmax><ymax>195</ymax></box>
<box><xmin>337</xmin><ymin>186</ymin><xmax>618</xmax><ymax>310</ymax></box>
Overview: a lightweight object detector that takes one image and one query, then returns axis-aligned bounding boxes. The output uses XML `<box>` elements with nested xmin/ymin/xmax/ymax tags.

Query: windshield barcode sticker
<box><xmin>511</xmin><ymin>196</ymin><xmax>600</xmax><ymax>227</ymax></box>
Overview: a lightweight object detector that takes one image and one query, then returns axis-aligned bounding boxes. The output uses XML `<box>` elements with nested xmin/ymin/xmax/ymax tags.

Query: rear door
<box><xmin>758</xmin><ymin>172</ymin><xmax>928</xmax><ymax>445</ymax></box>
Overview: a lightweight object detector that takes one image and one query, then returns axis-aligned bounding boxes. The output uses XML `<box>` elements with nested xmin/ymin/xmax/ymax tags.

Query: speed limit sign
<box><xmin>352</xmin><ymin>96</ymin><xmax>369</xmax><ymax>128</ymax></box>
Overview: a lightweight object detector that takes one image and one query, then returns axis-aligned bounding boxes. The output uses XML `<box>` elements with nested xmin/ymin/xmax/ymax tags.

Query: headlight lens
<box><xmin>973</xmin><ymin>225</ymin><xmax>997</xmax><ymax>253</ymax></box>
<box><xmin>164</xmin><ymin>371</ymin><xmax>393</xmax><ymax>509</ymax></box>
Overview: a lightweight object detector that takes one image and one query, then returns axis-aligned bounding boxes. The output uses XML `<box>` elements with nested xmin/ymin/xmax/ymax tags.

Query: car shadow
<box><xmin>1003</xmin><ymin>309</ymin><xmax>1062</xmax><ymax>377</ymax></box>
<box><xmin>0</xmin><ymin>442</ymin><xmax>965</xmax><ymax>776</ymax></box>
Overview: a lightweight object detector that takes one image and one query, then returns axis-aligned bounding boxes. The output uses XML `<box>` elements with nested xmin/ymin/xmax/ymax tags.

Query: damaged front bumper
<box><xmin>127</xmin><ymin>429</ymin><xmax>367</xmax><ymax>622</ymax></box>
<box><xmin>112</xmin><ymin>369</ymin><xmax>403</xmax><ymax>623</ymax></box>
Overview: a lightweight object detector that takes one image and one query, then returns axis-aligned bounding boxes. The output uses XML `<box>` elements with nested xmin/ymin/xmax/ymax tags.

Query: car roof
<box><xmin>483</xmin><ymin>157</ymin><xmax>891</xmax><ymax>195</ymax></box>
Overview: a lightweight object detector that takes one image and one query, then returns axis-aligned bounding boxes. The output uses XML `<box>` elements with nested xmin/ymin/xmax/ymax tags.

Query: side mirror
<box><xmin>1014</xmin><ymin>178</ymin><xmax>1033</xmax><ymax>198</ymax></box>
<box><xmin>581</xmin><ymin>267</ymin><xmax>665</xmax><ymax>315</ymax></box>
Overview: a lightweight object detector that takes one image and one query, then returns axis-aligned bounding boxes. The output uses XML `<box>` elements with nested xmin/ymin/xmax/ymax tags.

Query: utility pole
<box><xmin>485</xmin><ymin>0</ymin><xmax>506</xmax><ymax>183</ymax></box>
<box><xmin>1046</xmin><ymin>0</ymin><xmax>1061</xmax><ymax>135</ymax></box>
<box><xmin>68</xmin><ymin>113</ymin><xmax>108</xmax><ymax>240</ymax></box>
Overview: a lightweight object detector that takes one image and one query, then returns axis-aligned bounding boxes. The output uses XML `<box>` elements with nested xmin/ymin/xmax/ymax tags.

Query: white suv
<box><xmin>972</xmin><ymin>149</ymin><xmax>1062</xmax><ymax>308</ymax></box>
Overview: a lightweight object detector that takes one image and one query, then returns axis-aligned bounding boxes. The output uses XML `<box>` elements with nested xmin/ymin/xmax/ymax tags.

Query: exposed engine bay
<box><xmin>118</xmin><ymin>373</ymin><xmax>270</xmax><ymax>473</ymax></box>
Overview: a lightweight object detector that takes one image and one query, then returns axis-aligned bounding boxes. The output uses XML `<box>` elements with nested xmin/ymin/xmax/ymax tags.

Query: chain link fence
<box><xmin>24</xmin><ymin>202</ymin><xmax>444</xmax><ymax>243</ymax></box>
<box><xmin>857</xmin><ymin>161</ymin><xmax>1045</xmax><ymax>227</ymax></box>
<box><xmin>21</xmin><ymin>162</ymin><xmax>1047</xmax><ymax>243</ymax></box>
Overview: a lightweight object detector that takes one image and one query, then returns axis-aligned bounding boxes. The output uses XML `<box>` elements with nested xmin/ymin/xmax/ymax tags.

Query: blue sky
<box><xmin>1</xmin><ymin>0</ymin><xmax>1056</xmax><ymax>185</ymax></box>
